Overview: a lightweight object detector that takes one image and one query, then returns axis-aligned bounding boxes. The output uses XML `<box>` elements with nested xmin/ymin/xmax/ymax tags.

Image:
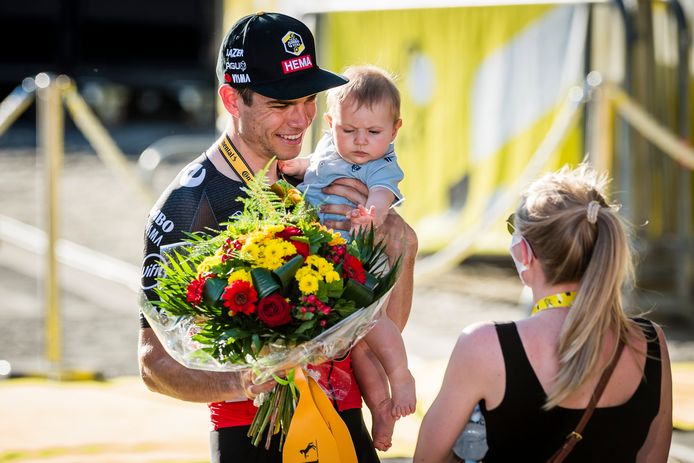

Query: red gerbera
<box><xmin>186</xmin><ymin>274</ymin><xmax>210</xmax><ymax>306</ymax></box>
<box><xmin>222</xmin><ymin>280</ymin><xmax>258</xmax><ymax>316</ymax></box>
<box><xmin>343</xmin><ymin>254</ymin><xmax>366</xmax><ymax>284</ymax></box>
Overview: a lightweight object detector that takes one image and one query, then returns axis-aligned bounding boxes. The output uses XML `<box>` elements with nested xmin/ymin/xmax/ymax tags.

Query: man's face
<box><xmin>235</xmin><ymin>92</ymin><xmax>317</xmax><ymax>162</ymax></box>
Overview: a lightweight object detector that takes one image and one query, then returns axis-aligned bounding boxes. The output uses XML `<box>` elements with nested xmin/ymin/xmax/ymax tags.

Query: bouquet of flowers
<box><xmin>139</xmin><ymin>168</ymin><xmax>400</xmax><ymax>449</ymax></box>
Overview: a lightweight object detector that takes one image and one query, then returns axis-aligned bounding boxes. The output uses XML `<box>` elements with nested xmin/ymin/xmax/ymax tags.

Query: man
<box><xmin>139</xmin><ymin>12</ymin><xmax>417</xmax><ymax>463</ymax></box>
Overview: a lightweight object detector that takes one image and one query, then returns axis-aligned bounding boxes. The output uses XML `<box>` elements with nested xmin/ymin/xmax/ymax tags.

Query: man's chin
<box><xmin>274</xmin><ymin>149</ymin><xmax>303</xmax><ymax>161</ymax></box>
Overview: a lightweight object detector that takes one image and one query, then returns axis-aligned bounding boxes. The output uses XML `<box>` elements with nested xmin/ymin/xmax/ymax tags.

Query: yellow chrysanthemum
<box><xmin>325</xmin><ymin>270</ymin><xmax>341</xmax><ymax>283</ymax></box>
<box><xmin>305</xmin><ymin>255</ymin><xmax>333</xmax><ymax>276</ymax></box>
<box><xmin>228</xmin><ymin>269</ymin><xmax>252</xmax><ymax>284</ymax></box>
<box><xmin>295</xmin><ymin>266</ymin><xmax>319</xmax><ymax>281</ymax></box>
<box><xmin>281</xmin><ymin>241</ymin><xmax>296</xmax><ymax>256</ymax></box>
<box><xmin>257</xmin><ymin>256</ymin><xmax>283</xmax><ymax>271</ymax></box>
<box><xmin>245</xmin><ymin>231</ymin><xmax>268</xmax><ymax>246</ymax></box>
<box><xmin>298</xmin><ymin>274</ymin><xmax>319</xmax><ymax>295</ymax></box>
<box><xmin>328</xmin><ymin>233</ymin><xmax>346</xmax><ymax>246</ymax></box>
<box><xmin>263</xmin><ymin>240</ymin><xmax>285</xmax><ymax>260</ymax></box>
<box><xmin>241</xmin><ymin>243</ymin><xmax>261</xmax><ymax>260</ymax></box>
<box><xmin>264</xmin><ymin>224</ymin><xmax>284</xmax><ymax>235</ymax></box>
<box><xmin>197</xmin><ymin>255</ymin><xmax>222</xmax><ymax>274</ymax></box>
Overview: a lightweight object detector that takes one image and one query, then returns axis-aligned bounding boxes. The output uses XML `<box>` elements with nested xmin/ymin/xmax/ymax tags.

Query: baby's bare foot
<box><xmin>390</xmin><ymin>368</ymin><xmax>416</xmax><ymax>418</ymax></box>
<box><xmin>371</xmin><ymin>398</ymin><xmax>395</xmax><ymax>451</ymax></box>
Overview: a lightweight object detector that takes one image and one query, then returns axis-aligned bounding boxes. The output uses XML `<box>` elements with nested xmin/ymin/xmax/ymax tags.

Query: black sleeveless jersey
<box><xmin>140</xmin><ymin>153</ymin><xmax>246</xmax><ymax>327</ymax></box>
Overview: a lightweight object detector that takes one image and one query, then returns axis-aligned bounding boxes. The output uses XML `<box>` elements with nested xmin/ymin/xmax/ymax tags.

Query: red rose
<box><xmin>186</xmin><ymin>274</ymin><xmax>209</xmax><ymax>305</ymax></box>
<box><xmin>257</xmin><ymin>293</ymin><xmax>293</xmax><ymax>327</ymax></box>
<box><xmin>222</xmin><ymin>280</ymin><xmax>258</xmax><ymax>316</ymax></box>
<box><xmin>343</xmin><ymin>254</ymin><xmax>366</xmax><ymax>284</ymax></box>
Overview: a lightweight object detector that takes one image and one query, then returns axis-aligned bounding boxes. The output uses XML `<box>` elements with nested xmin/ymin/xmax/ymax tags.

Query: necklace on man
<box><xmin>531</xmin><ymin>291</ymin><xmax>576</xmax><ymax>315</ymax></box>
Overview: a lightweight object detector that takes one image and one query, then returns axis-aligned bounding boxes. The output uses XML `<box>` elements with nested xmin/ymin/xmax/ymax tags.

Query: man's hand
<box><xmin>321</xmin><ymin>178</ymin><xmax>369</xmax><ymax>231</ymax></box>
<box><xmin>241</xmin><ymin>370</ymin><xmax>278</xmax><ymax>401</ymax></box>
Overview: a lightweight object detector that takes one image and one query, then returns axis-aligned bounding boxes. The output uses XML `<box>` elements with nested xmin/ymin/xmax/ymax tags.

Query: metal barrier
<box><xmin>0</xmin><ymin>73</ymin><xmax>155</xmax><ymax>379</ymax></box>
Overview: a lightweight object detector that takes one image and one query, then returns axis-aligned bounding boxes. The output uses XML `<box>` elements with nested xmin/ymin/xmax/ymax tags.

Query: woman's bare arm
<box><xmin>636</xmin><ymin>323</ymin><xmax>672</xmax><ymax>462</ymax></box>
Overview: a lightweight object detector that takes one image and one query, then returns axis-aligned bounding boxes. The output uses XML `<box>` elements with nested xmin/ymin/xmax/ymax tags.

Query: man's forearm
<box><xmin>139</xmin><ymin>328</ymin><xmax>248</xmax><ymax>403</ymax></box>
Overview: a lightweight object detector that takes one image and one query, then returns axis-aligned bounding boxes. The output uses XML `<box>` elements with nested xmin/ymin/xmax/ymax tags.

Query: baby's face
<box><xmin>326</xmin><ymin>99</ymin><xmax>401</xmax><ymax>165</ymax></box>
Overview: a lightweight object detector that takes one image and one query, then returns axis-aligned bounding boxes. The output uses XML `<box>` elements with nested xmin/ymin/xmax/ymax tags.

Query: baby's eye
<box><xmin>342</xmin><ymin>129</ymin><xmax>354</xmax><ymax>134</ymax></box>
<box><xmin>369</xmin><ymin>130</ymin><xmax>382</xmax><ymax>135</ymax></box>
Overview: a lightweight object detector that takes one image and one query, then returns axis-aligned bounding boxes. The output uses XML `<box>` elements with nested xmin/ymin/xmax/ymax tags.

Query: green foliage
<box><xmin>152</xmin><ymin>163</ymin><xmax>401</xmax><ymax>365</ymax></box>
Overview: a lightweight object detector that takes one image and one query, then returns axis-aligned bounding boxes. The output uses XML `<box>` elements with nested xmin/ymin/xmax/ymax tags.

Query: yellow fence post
<box><xmin>36</xmin><ymin>73</ymin><xmax>65</xmax><ymax>379</ymax></box>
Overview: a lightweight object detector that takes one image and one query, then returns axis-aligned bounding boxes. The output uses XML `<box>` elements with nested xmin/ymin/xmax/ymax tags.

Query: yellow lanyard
<box><xmin>531</xmin><ymin>291</ymin><xmax>576</xmax><ymax>315</ymax></box>
<box><xmin>217</xmin><ymin>134</ymin><xmax>255</xmax><ymax>185</ymax></box>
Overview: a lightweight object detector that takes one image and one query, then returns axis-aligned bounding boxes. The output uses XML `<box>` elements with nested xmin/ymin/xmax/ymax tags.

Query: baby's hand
<box><xmin>348</xmin><ymin>205</ymin><xmax>385</xmax><ymax>234</ymax></box>
<box><xmin>277</xmin><ymin>159</ymin><xmax>306</xmax><ymax>178</ymax></box>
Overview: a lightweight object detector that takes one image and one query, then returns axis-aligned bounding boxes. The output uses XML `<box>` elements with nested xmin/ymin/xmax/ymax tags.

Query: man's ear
<box><xmin>219</xmin><ymin>85</ymin><xmax>242</xmax><ymax>117</ymax></box>
<box><xmin>391</xmin><ymin>118</ymin><xmax>403</xmax><ymax>141</ymax></box>
<box><xmin>323</xmin><ymin>112</ymin><xmax>333</xmax><ymax>128</ymax></box>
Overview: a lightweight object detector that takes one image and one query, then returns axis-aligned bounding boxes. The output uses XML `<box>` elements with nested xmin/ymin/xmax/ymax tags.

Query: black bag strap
<box><xmin>546</xmin><ymin>340</ymin><xmax>625</xmax><ymax>463</ymax></box>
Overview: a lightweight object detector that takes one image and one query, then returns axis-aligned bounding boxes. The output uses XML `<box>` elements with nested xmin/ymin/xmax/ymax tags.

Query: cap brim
<box><xmin>250</xmin><ymin>69</ymin><xmax>348</xmax><ymax>101</ymax></box>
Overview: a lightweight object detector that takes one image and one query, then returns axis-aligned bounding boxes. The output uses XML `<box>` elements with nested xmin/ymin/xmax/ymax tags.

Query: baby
<box><xmin>279</xmin><ymin>65</ymin><xmax>415</xmax><ymax>451</ymax></box>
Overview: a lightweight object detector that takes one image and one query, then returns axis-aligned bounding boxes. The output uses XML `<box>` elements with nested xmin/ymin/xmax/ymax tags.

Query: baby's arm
<box><xmin>277</xmin><ymin>158</ymin><xmax>310</xmax><ymax>179</ymax></box>
<box><xmin>347</xmin><ymin>187</ymin><xmax>396</xmax><ymax>230</ymax></box>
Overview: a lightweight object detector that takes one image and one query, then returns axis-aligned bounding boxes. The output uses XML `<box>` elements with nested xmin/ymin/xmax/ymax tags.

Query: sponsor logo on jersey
<box><xmin>179</xmin><ymin>163</ymin><xmax>206</xmax><ymax>188</ymax></box>
<box><xmin>282</xmin><ymin>55</ymin><xmax>313</xmax><ymax>74</ymax></box>
<box><xmin>141</xmin><ymin>252</ymin><xmax>164</xmax><ymax>289</ymax></box>
<box><xmin>146</xmin><ymin>209</ymin><xmax>175</xmax><ymax>246</ymax></box>
<box><xmin>282</xmin><ymin>31</ymin><xmax>305</xmax><ymax>56</ymax></box>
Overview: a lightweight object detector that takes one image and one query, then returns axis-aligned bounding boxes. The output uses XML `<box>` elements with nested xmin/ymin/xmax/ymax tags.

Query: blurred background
<box><xmin>0</xmin><ymin>0</ymin><xmax>693</xmax><ymax>461</ymax></box>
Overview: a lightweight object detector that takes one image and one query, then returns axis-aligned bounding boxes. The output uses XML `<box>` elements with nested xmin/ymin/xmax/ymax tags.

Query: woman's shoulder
<box><xmin>452</xmin><ymin>321</ymin><xmax>505</xmax><ymax>366</ymax></box>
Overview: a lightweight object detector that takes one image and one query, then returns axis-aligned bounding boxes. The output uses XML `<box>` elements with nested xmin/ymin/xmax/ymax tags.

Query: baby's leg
<box><xmin>351</xmin><ymin>342</ymin><xmax>394</xmax><ymax>451</ymax></box>
<box><xmin>364</xmin><ymin>316</ymin><xmax>416</xmax><ymax>418</ymax></box>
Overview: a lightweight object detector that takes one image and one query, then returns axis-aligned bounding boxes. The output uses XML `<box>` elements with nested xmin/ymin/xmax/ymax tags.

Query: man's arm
<box><xmin>139</xmin><ymin>327</ymin><xmax>274</xmax><ymax>402</ymax></box>
<box><xmin>321</xmin><ymin>177</ymin><xmax>417</xmax><ymax>330</ymax></box>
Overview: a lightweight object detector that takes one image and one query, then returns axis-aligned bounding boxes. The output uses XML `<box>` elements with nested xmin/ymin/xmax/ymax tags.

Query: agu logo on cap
<box><xmin>282</xmin><ymin>31</ymin><xmax>305</xmax><ymax>56</ymax></box>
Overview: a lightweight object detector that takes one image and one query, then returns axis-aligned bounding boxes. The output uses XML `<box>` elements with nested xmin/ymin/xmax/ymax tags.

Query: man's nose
<box><xmin>288</xmin><ymin>104</ymin><xmax>313</xmax><ymax>128</ymax></box>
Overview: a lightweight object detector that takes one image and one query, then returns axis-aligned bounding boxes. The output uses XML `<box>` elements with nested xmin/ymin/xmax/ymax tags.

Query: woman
<box><xmin>414</xmin><ymin>165</ymin><xmax>672</xmax><ymax>462</ymax></box>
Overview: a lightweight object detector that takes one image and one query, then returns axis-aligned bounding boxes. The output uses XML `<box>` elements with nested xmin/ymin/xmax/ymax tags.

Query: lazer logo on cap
<box><xmin>282</xmin><ymin>31</ymin><xmax>305</xmax><ymax>56</ymax></box>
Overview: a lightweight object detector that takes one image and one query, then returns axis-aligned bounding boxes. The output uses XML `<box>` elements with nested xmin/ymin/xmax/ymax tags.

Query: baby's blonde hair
<box><xmin>514</xmin><ymin>164</ymin><xmax>640</xmax><ymax>409</ymax></box>
<box><xmin>326</xmin><ymin>65</ymin><xmax>400</xmax><ymax>122</ymax></box>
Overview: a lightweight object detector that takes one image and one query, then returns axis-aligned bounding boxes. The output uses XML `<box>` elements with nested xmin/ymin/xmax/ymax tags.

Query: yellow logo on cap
<box><xmin>282</xmin><ymin>31</ymin><xmax>305</xmax><ymax>56</ymax></box>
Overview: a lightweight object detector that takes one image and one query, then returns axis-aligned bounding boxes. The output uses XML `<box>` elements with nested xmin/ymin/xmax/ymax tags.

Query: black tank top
<box><xmin>480</xmin><ymin>318</ymin><xmax>661</xmax><ymax>462</ymax></box>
